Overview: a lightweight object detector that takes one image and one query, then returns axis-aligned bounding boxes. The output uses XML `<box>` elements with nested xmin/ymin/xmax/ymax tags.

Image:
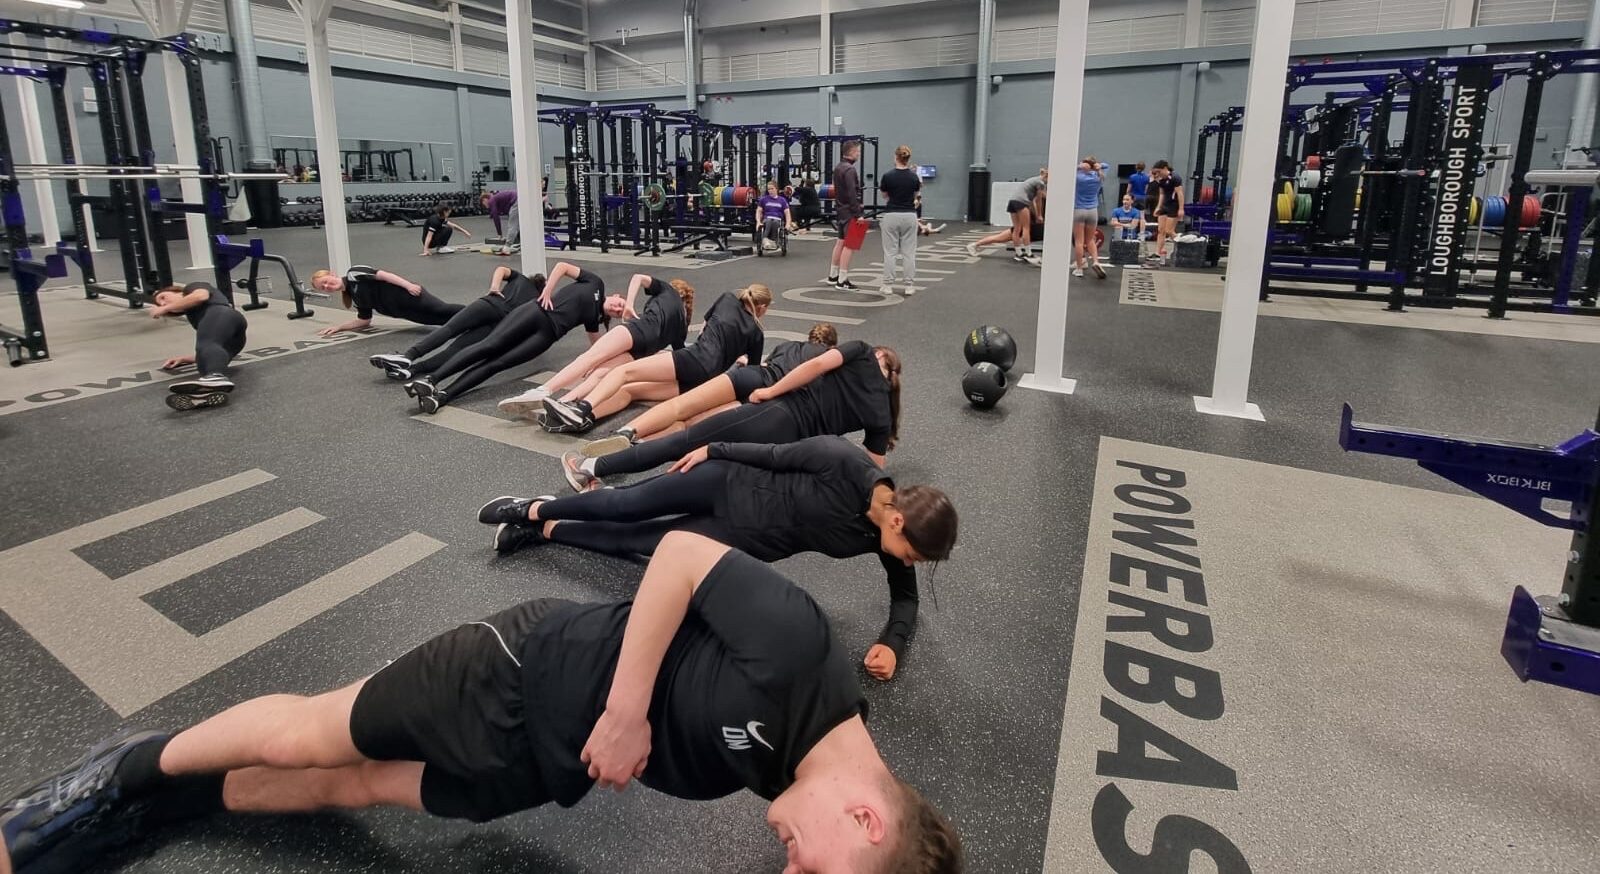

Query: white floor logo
<box><xmin>0</xmin><ymin>469</ymin><xmax>443</xmax><ymax>715</ymax></box>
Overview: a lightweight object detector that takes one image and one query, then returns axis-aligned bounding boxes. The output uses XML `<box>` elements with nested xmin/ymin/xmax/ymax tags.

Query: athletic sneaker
<box><xmin>383</xmin><ymin>365</ymin><xmax>412</xmax><ymax>381</ymax></box>
<box><xmin>0</xmin><ymin>729</ymin><xmax>169</xmax><ymax>874</ymax></box>
<box><xmin>493</xmin><ymin>522</ymin><xmax>545</xmax><ymax>554</ymax></box>
<box><xmin>541</xmin><ymin>417</ymin><xmax>586</xmax><ymax>434</ymax></box>
<box><xmin>1012</xmin><ymin>253</ymin><xmax>1027</xmax><ymax>263</ymax></box>
<box><xmin>404</xmin><ymin>377</ymin><xmax>436</xmax><ymax>399</ymax></box>
<box><xmin>964</xmin><ymin>242</ymin><xmax>979</xmax><ymax>257</ymax></box>
<box><xmin>543</xmin><ymin>397</ymin><xmax>594</xmax><ymax>430</ymax></box>
<box><xmin>1091</xmin><ymin>262</ymin><xmax>1107</xmax><ymax>280</ymax></box>
<box><xmin>879</xmin><ymin>285</ymin><xmax>894</xmax><ymax>296</ymax></box>
<box><xmin>834</xmin><ymin>278</ymin><xmax>859</xmax><ymax>290</ymax></box>
<box><xmin>1072</xmin><ymin>268</ymin><xmax>1085</xmax><ymax>278</ymax></box>
<box><xmin>1024</xmin><ymin>255</ymin><xmax>1043</xmax><ymax>267</ymax></box>
<box><xmin>418</xmin><ymin>395</ymin><xmax>442</xmax><ymax>415</ymax></box>
<box><xmin>582</xmin><ymin>430</ymin><xmax>636</xmax><ymax>458</ymax></box>
<box><xmin>169</xmin><ymin>374</ymin><xmax>234</xmax><ymax>395</ymax></box>
<box><xmin>370</xmin><ymin>353</ymin><xmax>410</xmax><ymax>371</ymax></box>
<box><xmin>560</xmin><ymin>450</ymin><xmax>603</xmax><ymax>493</ymax></box>
<box><xmin>165</xmin><ymin>392</ymin><xmax>229</xmax><ymax>412</ymax></box>
<box><xmin>497</xmin><ymin>386</ymin><xmax>550</xmax><ymax>418</ymax></box>
<box><xmin>477</xmin><ymin>494</ymin><xmax>555</xmax><ymax>525</ymax></box>
<box><xmin>931</xmin><ymin>223</ymin><xmax>947</xmax><ymax>233</ymax></box>
<box><xmin>903</xmin><ymin>286</ymin><xmax>917</xmax><ymax>297</ymax></box>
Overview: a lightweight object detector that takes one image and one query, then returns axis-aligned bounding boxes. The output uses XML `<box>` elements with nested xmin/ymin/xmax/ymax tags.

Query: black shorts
<box><xmin>728</xmin><ymin>364</ymin><xmax>773</xmax><ymax>402</ymax></box>
<box><xmin>1155</xmin><ymin>205</ymin><xmax>1178</xmax><ymax>219</ymax></box>
<box><xmin>833</xmin><ymin>218</ymin><xmax>850</xmax><ymax>236</ymax></box>
<box><xmin>1006</xmin><ymin>199</ymin><xmax>1032</xmax><ymax>215</ymax></box>
<box><xmin>349</xmin><ymin>598</ymin><xmax>574</xmax><ymax>822</ymax></box>
<box><xmin>624</xmin><ymin>322</ymin><xmax>666</xmax><ymax>359</ymax></box>
<box><xmin>670</xmin><ymin>348</ymin><xmax>713</xmax><ymax>394</ymax></box>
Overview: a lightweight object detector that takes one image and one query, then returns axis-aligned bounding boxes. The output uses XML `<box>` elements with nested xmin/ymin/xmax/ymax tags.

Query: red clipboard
<box><xmin>843</xmin><ymin>217</ymin><xmax>870</xmax><ymax>251</ymax></box>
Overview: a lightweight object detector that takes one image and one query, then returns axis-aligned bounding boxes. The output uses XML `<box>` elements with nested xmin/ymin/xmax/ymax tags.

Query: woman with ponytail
<box><xmin>498</xmin><ymin>274</ymin><xmax>695</xmax><ymax>417</ymax></box>
<box><xmin>542</xmin><ymin>284</ymin><xmax>770</xmax><ymax>433</ymax></box>
<box><xmin>554</xmin><ymin>340</ymin><xmax>904</xmax><ymax>494</ymax></box>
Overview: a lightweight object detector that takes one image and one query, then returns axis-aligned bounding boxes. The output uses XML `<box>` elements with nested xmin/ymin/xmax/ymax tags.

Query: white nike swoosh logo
<box><xmin>746</xmin><ymin>721</ymin><xmax>775</xmax><ymax>751</ymax></box>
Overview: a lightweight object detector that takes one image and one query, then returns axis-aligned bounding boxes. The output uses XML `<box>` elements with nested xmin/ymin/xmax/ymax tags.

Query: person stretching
<box><xmin>579</xmin><ymin>322</ymin><xmax>838</xmax><ymax>456</ymax></box>
<box><xmin>480</xmin><ymin>436</ymin><xmax>959</xmax><ymax>682</ymax></box>
<box><xmin>754</xmin><ymin>181</ymin><xmax>793</xmax><ymax>251</ymax></box>
<box><xmin>541</xmin><ymin>285</ymin><xmax>771</xmax><ymax>434</ymax></box>
<box><xmin>557</xmin><ymin>340</ymin><xmax>901</xmax><ymax>493</ymax></box>
<box><xmin>312</xmin><ymin>265</ymin><xmax>461</xmax><ymax>337</ymax></box>
<box><xmin>481</xmin><ymin>188</ymin><xmax>518</xmax><ymax>242</ymax></box>
<box><xmin>1146</xmin><ymin>159</ymin><xmax>1185</xmax><ymax>265</ymax></box>
<box><xmin>405</xmin><ymin>264</ymin><xmax>624</xmax><ymax>413</ymax></box>
<box><xmin>152</xmin><ymin>282</ymin><xmax>247</xmax><ymax>412</ymax></box>
<box><xmin>966</xmin><ymin>170</ymin><xmax>1046</xmax><ymax>265</ymax></box>
<box><xmin>826</xmin><ymin>140</ymin><xmax>864</xmax><ymax>289</ymax></box>
<box><xmin>497</xmin><ymin>274</ymin><xmax>695</xmax><ymax>420</ymax></box>
<box><xmin>1073</xmin><ymin>157</ymin><xmax>1107</xmax><ymax>280</ymax></box>
<box><xmin>0</xmin><ymin>532</ymin><xmax>964</xmax><ymax>874</ymax></box>
<box><xmin>368</xmin><ymin>264</ymin><xmax>549</xmax><ymax>381</ymax></box>
<box><xmin>420</xmin><ymin>203</ymin><xmax>471</xmax><ymax>256</ymax></box>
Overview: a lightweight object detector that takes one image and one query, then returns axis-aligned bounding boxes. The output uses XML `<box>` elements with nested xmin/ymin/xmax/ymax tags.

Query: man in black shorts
<box><xmin>0</xmin><ymin>534</ymin><xmax>962</xmax><ymax>874</ymax></box>
<box><xmin>1147</xmin><ymin>159</ymin><xmax>1184</xmax><ymax>264</ymax></box>
<box><xmin>826</xmin><ymin>141</ymin><xmax>865</xmax><ymax>289</ymax></box>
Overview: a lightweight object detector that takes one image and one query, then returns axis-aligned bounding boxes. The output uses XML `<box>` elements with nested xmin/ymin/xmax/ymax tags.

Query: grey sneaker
<box><xmin>964</xmin><ymin>242</ymin><xmax>979</xmax><ymax>257</ymax></box>
<box><xmin>169</xmin><ymin>374</ymin><xmax>234</xmax><ymax>395</ymax></box>
<box><xmin>582</xmin><ymin>431</ymin><xmax>636</xmax><ymax>458</ymax></box>
<box><xmin>370</xmin><ymin>353</ymin><xmax>411</xmax><ymax>371</ymax></box>
<box><xmin>560</xmin><ymin>450</ymin><xmax>603</xmax><ymax>493</ymax></box>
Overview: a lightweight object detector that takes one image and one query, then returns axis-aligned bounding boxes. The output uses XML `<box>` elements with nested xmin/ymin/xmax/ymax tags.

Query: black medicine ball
<box><xmin>962</xmin><ymin>362</ymin><xmax>1009</xmax><ymax>409</ymax></box>
<box><xmin>963</xmin><ymin>325</ymin><xmax>1017</xmax><ymax>371</ymax></box>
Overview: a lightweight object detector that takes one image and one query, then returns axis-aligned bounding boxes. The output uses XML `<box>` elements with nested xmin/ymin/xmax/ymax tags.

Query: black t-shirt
<box><xmin>785</xmin><ymin>341</ymin><xmax>893</xmax><ymax>455</ymax></box>
<box><xmin>686</xmin><ymin>293</ymin><xmax>764</xmax><ymax>375</ymax></box>
<box><xmin>343</xmin><ymin>265</ymin><xmax>422</xmax><ymax>321</ymax></box>
<box><xmin>422</xmin><ymin>215</ymin><xmax>448</xmax><ymax>241</ymax></box>
<box><xmin>180</xmin><ymin>282</ymin><xmax>232</xmax><ymax>330</ymax></box>
<box><xmin>794</xmin><ymin>186</ymin><xmax>821</xmax><ymax>211</ymax></box>
<box><xmin>498</xmin><ymin>271</ymin><xmax>545</xmax><ymax>309</ymax></box>
<box><xmin>632</xmin><ymin>276</ymin><xmax>689</xmax><ymax>352</ymax></box>
<box><xmin>545</xmin><ymin>269</ymin><xmax>607</xmax><ymax>335</ymax></box>
<box><xmin>1155</xmin><ymin>173</ymin><xmax>1184</xmax><ymax>204</ymax></box>
<box><xmin>764</xmin><ymin>340</ymin><xmax>832</xmax><ymax>382</ymax></box>
<box><xmin>519</xmin><ymin>549</ymin><xmax>865</xmax><ymax>807</ymax></box>
<box><xmin>878</xmin><ymin>168</ymin><xmax>921</xmax><ymax>212</ymax></box>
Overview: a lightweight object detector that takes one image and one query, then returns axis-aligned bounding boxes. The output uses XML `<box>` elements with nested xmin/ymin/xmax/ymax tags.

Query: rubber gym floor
<box><xmin>3</xmin><ymin>214</ymin><xmax>1599</xmax><ymax>872</ymax></box>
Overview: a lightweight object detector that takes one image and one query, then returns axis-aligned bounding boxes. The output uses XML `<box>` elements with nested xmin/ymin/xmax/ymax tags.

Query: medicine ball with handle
<box><xmin>962</xmin><ymin>325</ymin><xmax>1018</xmax><ymax>371</ymax></box>
<box><xmin>962</xmin><ymin>362</ymin><xmax>1010</xmax><ymax>409</ymax></box>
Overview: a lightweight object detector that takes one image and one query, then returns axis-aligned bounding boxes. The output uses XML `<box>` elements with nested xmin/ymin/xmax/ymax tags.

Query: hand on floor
<box><xmin>160</xmin><ymin>355</ymin><xmax>195</xmax><ymax>371</ymax></box>
<box><xmin>864</xmin><ymin>644</ymin><xmax>898</xmax><ymax>680</ymax></box>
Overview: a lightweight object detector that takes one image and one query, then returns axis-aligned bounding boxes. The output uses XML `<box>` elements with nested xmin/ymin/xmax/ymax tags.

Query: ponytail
<box><xmin>807</xmin><ymin>322</ymin><xmax>838</xmax><ymax>347</ymax></box>
<box><xmin>875</xmin><ymin>345</ymin><xmax>902</xmax><ymax>452</ymax></box>
<box><xmin>669</xmin><ymin>279</ymin><xmax>696</xmax><ymax>323</ymax></box>
<box><xmin>737</xmin><ymin>283</ymin><xmax>773</xmax><ymax>323</ymax></box>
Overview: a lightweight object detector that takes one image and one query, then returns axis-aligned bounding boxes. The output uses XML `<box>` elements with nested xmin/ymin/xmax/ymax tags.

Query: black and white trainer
<box><xmin>169</xmin><ymin>374</ymin><xmax>234</xmax><ymax>395</ymax></box>
<box><xmin>477</xmin><ymin>494</ymin><xmax>555</xmax><ymax>525</ymax></box>
<box><xmin>165</xmin><ymin>392</ymin><xmax>229</xmax><ymax>412</ymax></box>
<box><xmin>493</xmin><ymin>522</ymin><xmax>546</xmax><ymax>554</ymax></box>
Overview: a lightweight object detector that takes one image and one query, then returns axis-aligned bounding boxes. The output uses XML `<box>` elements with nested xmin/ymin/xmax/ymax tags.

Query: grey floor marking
<box><xmin>0</xmin><ymin>470</ymin><xmax>443</xmax><ymax>715</ymax></box>
<box><xmin>415</xmin><ymin>406</ymin><xmax>586</xmax><ymax>459</ymax></box>
<box><xmin>763</xmin><ymin>308</ymin><xmax>867</xmax><ymax>325</ymax></box>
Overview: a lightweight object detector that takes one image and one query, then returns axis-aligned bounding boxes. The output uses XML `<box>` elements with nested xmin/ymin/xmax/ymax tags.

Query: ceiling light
<box><xmin>20</xmin><ymin>0</ymin><xmax>88</xmax><ymax>8</ymax></box>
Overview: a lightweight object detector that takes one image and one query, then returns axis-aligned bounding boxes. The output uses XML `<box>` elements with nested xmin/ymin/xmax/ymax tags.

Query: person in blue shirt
<box><xmin>1126</xmin><ymin>162</ymin><xmax>1150</xmax><ymax>212</ymax></box>
<box><xmin>1073</xmin><ymin>157</ymin><xmax>1106</xmax><ymax>280</ymax></box>
<box><xmin>753</xmin><ymin>181</ymin><xmax>793</xmax><ymax>251</ymax></box>
<box><xmin>1110</xmin><ymin>194</ymin><xmax>1145</xmax><ymax>241</ymax></box>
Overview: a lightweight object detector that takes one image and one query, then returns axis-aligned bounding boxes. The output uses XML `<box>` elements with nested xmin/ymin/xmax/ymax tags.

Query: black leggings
<box><xmin>541</xmin><ymin>463</ymin><xmax>731</xmax><ymax>557</ymax></box>
<box><xmin>424</xmin><ymin>226</ymin><xmax>453</xmax><ymax>248</ymax></box>
<box><xmin>429</xmin><ymin>303</ymin><xmax>563</xmax><ymax>402</ymax></box>
<box><xmin>595</xmin><ymin>401</ymin><xmax>802</xmax><ymax>478</ymax></box>
<box><xmin>388</xmin><ymin>290</ymin><xmax>462</xmax><ymax>326</ymax></box>
<box><xmin>404</xmin><ymin>296</ymin><xmax>512</xmax><ymax>375</ymax></box>
<box><xmin>195</xmin><ymin>307</ymin><xmax>247</xmax><ymax>375</ymax></box>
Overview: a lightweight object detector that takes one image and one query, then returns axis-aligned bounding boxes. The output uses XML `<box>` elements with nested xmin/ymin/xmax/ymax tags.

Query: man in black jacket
<box><xmin>827</xmin><ymin>141</ymin><xmax>865</xmax><ymax>289</ymax></box>
<box><xmin>477</xmin><ymin>436</ymin><xmax>958</xmax><ymax>681</ymax></box>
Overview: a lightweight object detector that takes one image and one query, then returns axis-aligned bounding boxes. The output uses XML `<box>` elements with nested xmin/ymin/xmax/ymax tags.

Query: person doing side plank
<box><xmin>312</xmin><ymin>265</ymin><xmax>461</xmax><ymax>337</ymax></box>
<box><xmin>368</xmin><ymin>264</ymin><xmax>548</xmax><ymax>381</ymax></box>
<box><xmin>480</xmin><ymin>435</ymin><xmax>958</xmax><ymax>682</ymax></box>
<box><xmin>0</xmin><ymin>533</ymin><xmax>963</xmax><ymax>874</ymax></box>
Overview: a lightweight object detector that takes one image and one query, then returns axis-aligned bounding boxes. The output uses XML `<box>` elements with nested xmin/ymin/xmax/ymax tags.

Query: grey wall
<box><xmin>834</xmin><ymin>79</ymin><xmax>977</xmax><ymax>218</ymax></box>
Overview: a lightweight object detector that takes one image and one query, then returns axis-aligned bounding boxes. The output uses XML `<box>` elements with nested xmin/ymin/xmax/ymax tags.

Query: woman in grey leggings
<box><xmin>876</xmin><ymin>144</ymin><xmax>923</xmax><ymax>297</ymax></box>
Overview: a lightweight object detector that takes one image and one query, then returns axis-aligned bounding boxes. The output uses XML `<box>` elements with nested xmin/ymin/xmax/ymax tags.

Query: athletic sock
<box><xmin>115</xmin><ymin>737</ymin><xmax>227</xmax><ymax>821</ymax></box>
<box><xmin>579</xmin><ymin>457</ymin><xmax>598</xmax><ymax>476</ymax></box>
<box><xmin>828</xmin><ymin>267</ymin><xmax>839</xmax><ymax>280</ymax></box>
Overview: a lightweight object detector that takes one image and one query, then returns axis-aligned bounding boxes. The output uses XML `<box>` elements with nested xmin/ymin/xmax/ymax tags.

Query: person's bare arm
<box><xmin>750</xmin><ymin>348</ymin><xmax>843</xmax><ymax>403</ymax></box>
<box><xmin>316</xmin><ymin>316</ymin><xmax>373</xmax><ymax>337</ymax></box>
<box><xmin>581</xmin><ymin>532</ymin><xmax>727</xmax><ymax>790</ymax></box>
<box><xmin>149</xmin><ymin>288</ymin><xmax>212</xmax><ymax>318</ymax></box>
<box><xmin>374</xmin><ymin>270</ymin><xmax>422</xmax><ymax>295</ymax></box>
<box><xmin>625</xmin><ymin>274</ymin><xmax>652</xmax><ymax>315</ymax></box>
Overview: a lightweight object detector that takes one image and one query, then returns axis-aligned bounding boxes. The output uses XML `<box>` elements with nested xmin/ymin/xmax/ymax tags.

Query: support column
<box><xmin>505</xmin><ymin>0</ymin><xmax>547</xmax><ymax>277</ymax></box>
<box><xmin>448</xmin><ymin>2</ymin><xmax>465</xmax><ymax>73</ymax></box>
<box><xmin>291</xmin><ymin>0</ymin><xmax>351</xmax><ymax>273</ymax></box>
<box><xmin>682</xmin><ymin>0</ymin><xmax>698</xmax><ymax>111</ymax></box>
<box><xmin>968</xmin><ymin>0</ymin><xmax>994</xmax><ymax>221</ymax></box>
<box><xmin>455</xmin><ymin>85</ymin><xmax>473</xmax><ymax>189</ymax></box>
<box><xmin>1184</xmin><ymin>0</ymin><xmax>1203</xmax><ymax>48</ymax></box>
<box><xmin>1171</xmin><ymin>62</ymin><xmax>1200</xmax><ymax>188</ymax></box>
<box><xmin>1445</xmin><ymin>0</ymin><xmax>1477</xmax><ymax>30</ymax></box>
<box><xmin>1017</xmin><ymin>0</ymin><xmax>1090</xmax><ymax>397</ymax></box>
<box><xmin>1565</xmin><ymin>0</ymin><xmax>1600</xmax><ymax>164</ymax></box>
<box><xmin>581</xmin><ymin>0</ymin><xmax>597</xmax><ymax>91</ymax></box>
<box><xmin>819</xmin><ymin>0</ymin><xmax>831</xmax><ymax>75</ymax></box>
<box><xmin>9</xmin><ymin>36</ymin><xmax>60</xmax><ymax>247</ymax></box>
<box><xmin>1193</xmin><ymin>0</ymin><xmax>1295</xmax><ymax>420</ymax></box>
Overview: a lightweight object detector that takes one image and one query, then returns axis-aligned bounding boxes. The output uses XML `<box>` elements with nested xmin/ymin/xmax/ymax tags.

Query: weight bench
<box><xmin>382</xmin><ymin>207</ymin><xmax>430</xmax><ymax>227</ymax></box>
<box><xmin>664</xmin><ymin>225</ymin><xmax>735</xmax><ymax>254</ymax></box>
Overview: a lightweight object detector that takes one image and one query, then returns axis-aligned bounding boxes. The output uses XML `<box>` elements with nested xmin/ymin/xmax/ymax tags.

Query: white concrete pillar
<box><xmin>819</xmin><ymin>0</ymin><xmax>832</xmax><ymax>75</ymax></box>
<box><xmin>1193</xmin><ymin>0</ymin><xmax>1295</xmax><ymax>421</ymax></box>
<box><xmin>1184</xmin><ymin>0</ymin><xmax>1204</xmax><ymax>48</ymax></box>
<box><xmin>505</xmin><ymin>0</ymin><xmax>547</xmax><ymax>277</ymax></box>
<box><xmin>293</xmin><ymin>0</ymin><xmax>352</xmax><ymax>272</ymax></box>
<box><xmin>1445</xmin><ymin>0</ymin><xmax>1477</xmax><ymax>30</ymax></box>
<box><xmin>1016</xmin><ymin>0</ymin><xmax>1091</xmax><ymax>397</ymax></box>
<box><xmin>161</xmin><ymin>52</ymin><xmax>213</xmax><ymax>269</ymax></box>
<box><xmin>12</xmin><ymin>67</ymin><xmax>60</xmax><ymax>247</ymax></box>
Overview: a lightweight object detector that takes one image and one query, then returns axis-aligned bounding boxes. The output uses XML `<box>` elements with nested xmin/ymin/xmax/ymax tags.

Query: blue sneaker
<box><xmin>1</xmin><ymin>730</ymin><xmax>169</xmax><ymax>874</ymax></box>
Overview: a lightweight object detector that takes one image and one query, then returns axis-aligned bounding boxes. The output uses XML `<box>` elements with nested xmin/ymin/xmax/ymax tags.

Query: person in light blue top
<box><xmin>1072</xmin><ymin>157</ymin><xmax>1106</xmax><ymax>279</ymax></box>
<box><xmin>1110</xmin><ymin>194</ymin><xmax>1145</xmax><ymax>241</ymax></box>
<box><xmin>1126</xmin><ymin>162</ymin><xmax>1150</xmax><ymax>210</ymax></box>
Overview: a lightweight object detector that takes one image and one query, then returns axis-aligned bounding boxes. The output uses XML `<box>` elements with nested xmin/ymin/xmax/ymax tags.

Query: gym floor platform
<box><xmin>2</xmin><ymin>216</ymin><xmax>1597</xmax><ymax>872</ymax></box>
